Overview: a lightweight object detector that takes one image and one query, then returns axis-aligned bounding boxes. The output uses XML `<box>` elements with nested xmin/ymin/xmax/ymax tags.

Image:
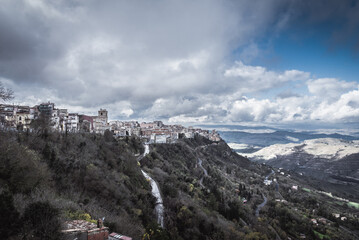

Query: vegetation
<box><xmin>0</xmin><ymin>131</ymin><xmax>152</xmax><ymax>239</ymax></box>
<box><xmin>0</xmin><ymin>81</ymin><xmax>14</xmax><ymax>101</ymax></box>
<box><xmin>0</xmin><ymin>130</ymin><xmax>358</xmax><ymax>239</ymax></box>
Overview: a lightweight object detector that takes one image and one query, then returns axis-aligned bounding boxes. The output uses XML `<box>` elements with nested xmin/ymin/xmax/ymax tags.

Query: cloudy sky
<box><xmin>1</xmin><ymin>0</ymin><xmax>359</xmax><ymax>127</ymax></box>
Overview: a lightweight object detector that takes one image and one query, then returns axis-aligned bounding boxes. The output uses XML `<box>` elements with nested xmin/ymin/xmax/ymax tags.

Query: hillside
<box><xmin>245</xmin><ymin>138</ymin><xmax>359</xmax><ymax>200</ymax></box>
<box><xmin>246</xmin><ymin>138</ymin><xmax>359</xmax><ymax>161</ymax></box>
<box><xmin>0</xmin><ymin>130</ymin><xmax>153</xmax><ymax>239</ymax></box>
<box><xmin>1</xmin><ymin>131</ymin><xmax>359</xmax><ymax>239</ymax></box>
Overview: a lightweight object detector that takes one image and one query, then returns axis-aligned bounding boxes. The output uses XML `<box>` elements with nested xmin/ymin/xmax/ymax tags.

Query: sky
<box><xmin>0</xmin><ymin>0</ymin><xmax>359</xmax><ymax>128</ymax></box>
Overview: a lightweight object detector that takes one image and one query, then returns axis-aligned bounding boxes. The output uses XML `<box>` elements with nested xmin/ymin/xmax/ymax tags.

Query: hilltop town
<box><xmin>0</xmin><ymin>102</ymin><xmax>221</xmax><ymax>143</ymax></box>
<box><xmin>1</xmin><ymin>102</ymin><xmax>359</xmax><ymax>240</ymax></box>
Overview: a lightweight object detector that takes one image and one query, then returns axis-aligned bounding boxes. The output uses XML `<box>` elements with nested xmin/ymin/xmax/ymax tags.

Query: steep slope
<box><xmin>140</xmin><ymin>136</ymin><xmax>359</xmax><ymax>239</ymax></box>
<box><xmin>0</xmin><ymin>131</ymin><xmax>155</xmax><ymax>239</ymax></box>
<box><xmin>1</xmin><ymin>131</ymin><xmax>359</xmax><ymax>239</ymax></box>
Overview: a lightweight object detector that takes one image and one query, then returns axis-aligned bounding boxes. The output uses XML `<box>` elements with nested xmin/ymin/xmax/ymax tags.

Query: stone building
<box><xmin>79</xmin><ymin>115</ymin><xmax>94</xmax><ymax>132</ymax></box>
<box><xmin>93</xmin><ymin>109</ymin><xmax>110</xmax><ymax>134</ymax></box>
<box><xmin>0</xmin><ymin>104</ymin><xmax>34</xmax><ymax>130</ymax></box>
<box><xmin>62</xmin><ymin>220</ymin><xmax>109</xmax><ymax>240</ymax></box>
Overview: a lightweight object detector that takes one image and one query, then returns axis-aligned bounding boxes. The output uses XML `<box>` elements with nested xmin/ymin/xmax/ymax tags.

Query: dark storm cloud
<box><xmin>0</xmin><ymin>0</ymin><xmax>358</xmax><ymax>123</ymax></box>
<box><xmin>0</xmin><ymin>4</ymin><xmax>45</xmax><ymax>81</ymax></box>
<box><xmin>1</xmin><ymin>0</ymin><xmax>270</xmax><ymax>106</ymax></box>
<box><xmin>0</xmin><ymin>0</ymin><xmax>74</xmax><ymax>84</ymax></box>
<box><xmin>281</xmin><ymin>0</ymin><xmax>359</xmax><ymax>50</ymax></box>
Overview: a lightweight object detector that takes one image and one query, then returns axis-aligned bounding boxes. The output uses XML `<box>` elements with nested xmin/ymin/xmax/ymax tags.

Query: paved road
<box><xmin>198</xmin><ymin>158</ymin><xmax>208</xmax><ymax>187</ymax></box>
<box><xmin>255</xmin><ymin>170</ymin><xmax>274</xmax><ymax>217</ymax></box>
<box><xmin>255</xmin><ymin>194</ymin><xmax>268</xmax><ymax>217</ymax></box>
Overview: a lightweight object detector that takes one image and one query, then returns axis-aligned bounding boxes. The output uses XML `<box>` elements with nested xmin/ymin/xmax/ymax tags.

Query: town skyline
<box><xmin>0</xmin><ymin>101</ymin><xmax>221</xmax><ymax>144</ymax></box>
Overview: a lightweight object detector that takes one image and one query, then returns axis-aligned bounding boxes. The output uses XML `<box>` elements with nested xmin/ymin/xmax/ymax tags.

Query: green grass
<box><xmin>347</xmin><ymin>201</ymin><xmax>359</xmax><ymax>209</ymax></box>
<box><xmin>302</xmin><ymin>188</ymin><xmax>311</xmax><ymax>192</ymax></box>
<box><xmin>314</xmin><ymin>230</ymin><xmax>331</xmax><ymax>240</ymax></box>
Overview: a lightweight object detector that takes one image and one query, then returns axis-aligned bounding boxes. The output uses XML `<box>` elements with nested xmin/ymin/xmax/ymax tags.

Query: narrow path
<box><xmin>255</xmin><ymin>194</ymin><xmax>268</xmax><ymax>217</ymax></box>
<box><xmin>198</xmin><ymin>158</ymin><xmax>208</xmax><ymax>187</ymax></box>
<box><xmin>198</xmin><ymin>158</ymin><xmax>208</xmax><ymax>176</ymax></box>
<box><xmin>255</xmin><ymin>170</ymin><xmax>274</xmax><ymax>217</ymax></box>
<box><xmin>268</xmin><ymin>224</ymin><xmax>282</xmax><ymax>240</ymax></box>
<box><xmin>140</xmin><ymin>143</ymin><xmax>164</xmax><ymax>228</ymax></box>
<box><xmin>265</xmin><ymin>169</ymin><xmax>275</xmax><ymax>181</ymax></box>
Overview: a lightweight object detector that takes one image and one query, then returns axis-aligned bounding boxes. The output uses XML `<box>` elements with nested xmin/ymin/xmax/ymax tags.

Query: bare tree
<box><xmin>0</xmin><ymin>82</ymin><xmax>14</xmax><ymax>101</ymax></box>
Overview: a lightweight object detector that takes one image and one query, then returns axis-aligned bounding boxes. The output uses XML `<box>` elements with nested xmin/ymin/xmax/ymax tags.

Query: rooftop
<box><xmin>109</xmin><ymin>232</ymin><xmax>132</xmax><ymax>240</ymax></box>
<box><xmin>62</xmin><ymin>220</ymin><xmax>97</xmax><ymax>232</ymax></box>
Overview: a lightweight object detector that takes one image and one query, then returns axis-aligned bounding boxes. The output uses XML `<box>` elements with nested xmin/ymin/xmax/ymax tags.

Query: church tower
<box><xmin>98</xmin><ymin>109</ymin><xmax>108</xmax><ymax>124</ymax></box>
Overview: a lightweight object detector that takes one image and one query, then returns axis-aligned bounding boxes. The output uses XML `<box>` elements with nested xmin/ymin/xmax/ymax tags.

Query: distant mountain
<box><xmin>243</xmin><ymin>138</ymin><xmax>359</xmax><ymax>196</ymax></box>
<box><xmin>216</xmin><ymin>126</ymin><xmax>359</xmax><ymax>201</ymax></box>
<box><xmin>220</xmin><ymin>129</ymin><xmax>359</xmax><ymax>150</ymax></box>
<box><xmin>246</xmin><ymin>138</ymin><xmax>359</xmax><ymax>161</ymax></box>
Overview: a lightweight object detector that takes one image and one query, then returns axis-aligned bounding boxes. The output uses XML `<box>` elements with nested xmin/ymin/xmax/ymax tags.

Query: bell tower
<box><xmin>98</xmin><ymin>109</ymin><xmax>108</xmax><ymax>124</ymax></box>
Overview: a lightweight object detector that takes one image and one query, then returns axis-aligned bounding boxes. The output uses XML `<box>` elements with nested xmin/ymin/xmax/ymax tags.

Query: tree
<box><xmin>0</xmin><ymin>136</ymin><xmax>50</xmax><ymax>193</ymax></box>
<box><xmin>23</xmin><ymin>201</ymin><xmax>62</xmax><ymax>240</ymax></box>
<box><xmin>0</xmin><ymin>191</ymin><xmax>20</xmax><ymax>238</ymax></box>
<box><xmin>0</xmin><ymin>82</ymin><xmax>14</xmax><ymax>101</ymax></box>
<box><xmin>30</xmin><ymin>112</ymin><xmax>51</xmax><ymax>137</ymax></box>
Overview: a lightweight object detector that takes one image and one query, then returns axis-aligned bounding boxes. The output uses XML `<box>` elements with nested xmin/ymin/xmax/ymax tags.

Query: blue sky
<box><xmin>271</xmin><ymin>31</ymin><xmax>359</xmax><ymax>83</ymax></box>
<box><xmin>0</xmin><ymin>0</ymin><xmax>358</xmax><ymax>128</ymax></box>
<box><xmin>236</xmin><ymin>15</ymin><xmax>359</xmax><ymax>84</ymax></box>
<box><xmin>236</xmin><ymin>27</ymin><xmax>359</xmax><ymax>100</ymax></box>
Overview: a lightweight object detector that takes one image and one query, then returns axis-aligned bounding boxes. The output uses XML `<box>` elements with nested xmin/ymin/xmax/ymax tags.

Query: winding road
<box><xmin>255</xmin><ymin>194</ymin><xmax>268</xmax><ymax>217</ymax></box>
<box><xmin>265</xmin><ymin>169</ymin><xmax>275</xmax><ymax>181</ymax></box>
<box><xmin>255</xmin><ymin>170</ymin><xmax>274</xmax><ymax>217</ymax></box>
<box><xmin>198</xmin><ymin>158</ymin><xmax>208</xmax><ymax>187</ymax></box>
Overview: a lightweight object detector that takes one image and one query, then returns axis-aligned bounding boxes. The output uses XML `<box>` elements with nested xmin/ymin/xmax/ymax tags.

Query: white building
<box><xmin>184</xmin><ymin>132</ymin><xmax>194</xmax><ymax>138</ymax></box>
<box><xmin>155</xmin><ymin>134</ymin><xmax>168</xmax><ymax>143</ymax></box>
<box><xmin>66</xmin><ymin>113</ymin><xmax>79</xmax><ymax>132</ymax></box>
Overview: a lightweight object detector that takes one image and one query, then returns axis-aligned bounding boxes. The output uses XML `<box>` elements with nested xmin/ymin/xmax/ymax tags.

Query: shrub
<box><xmin>0</xmin><ymin>191</ymin><xmax>20</xmax><ymax>238</ymax></box>
<box><xmin>23</xmin><ymin>201</ymin><xmax>62</xmax><ymax>240</ymax></box>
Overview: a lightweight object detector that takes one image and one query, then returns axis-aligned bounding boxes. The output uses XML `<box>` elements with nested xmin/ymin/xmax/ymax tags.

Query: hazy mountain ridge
<box><xmin>221</xmin><ymin>129</ymin><xmax>359</xmax><ymax>150</ymax></box>
<box><xmin>246</xmin><ymin>138</ymin><xmax>359</xmax><ymax>161</ymax></box>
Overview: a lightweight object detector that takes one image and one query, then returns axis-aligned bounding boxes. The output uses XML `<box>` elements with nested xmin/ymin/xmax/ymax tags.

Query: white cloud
<box><xmin>310</xmin><ymin>88</ymin><xmax>359</xmax><ymax>121</ymax></box>
<box><xmin>307</xmin><ymin>78</ymin><xmax>357</xmax><ymax>101</ymax></box>
<box><xmin>168</xmin><ymin>114</ymin><xmax>209</xmax><ymax>124</ymax></box>
<box><xmin>228</xmin><ymin>98</ymin><xmax>279</xmax><ymax>122</ymax></box>
<box><xmin>223</xmin><ymin>61</ymin><xmax>310</xmax><ymax>94</ymax></box>
<box><xmin>1</xmin><ymin>0</ymin><xmax>358</xmax><ymax>126</ymax></box>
